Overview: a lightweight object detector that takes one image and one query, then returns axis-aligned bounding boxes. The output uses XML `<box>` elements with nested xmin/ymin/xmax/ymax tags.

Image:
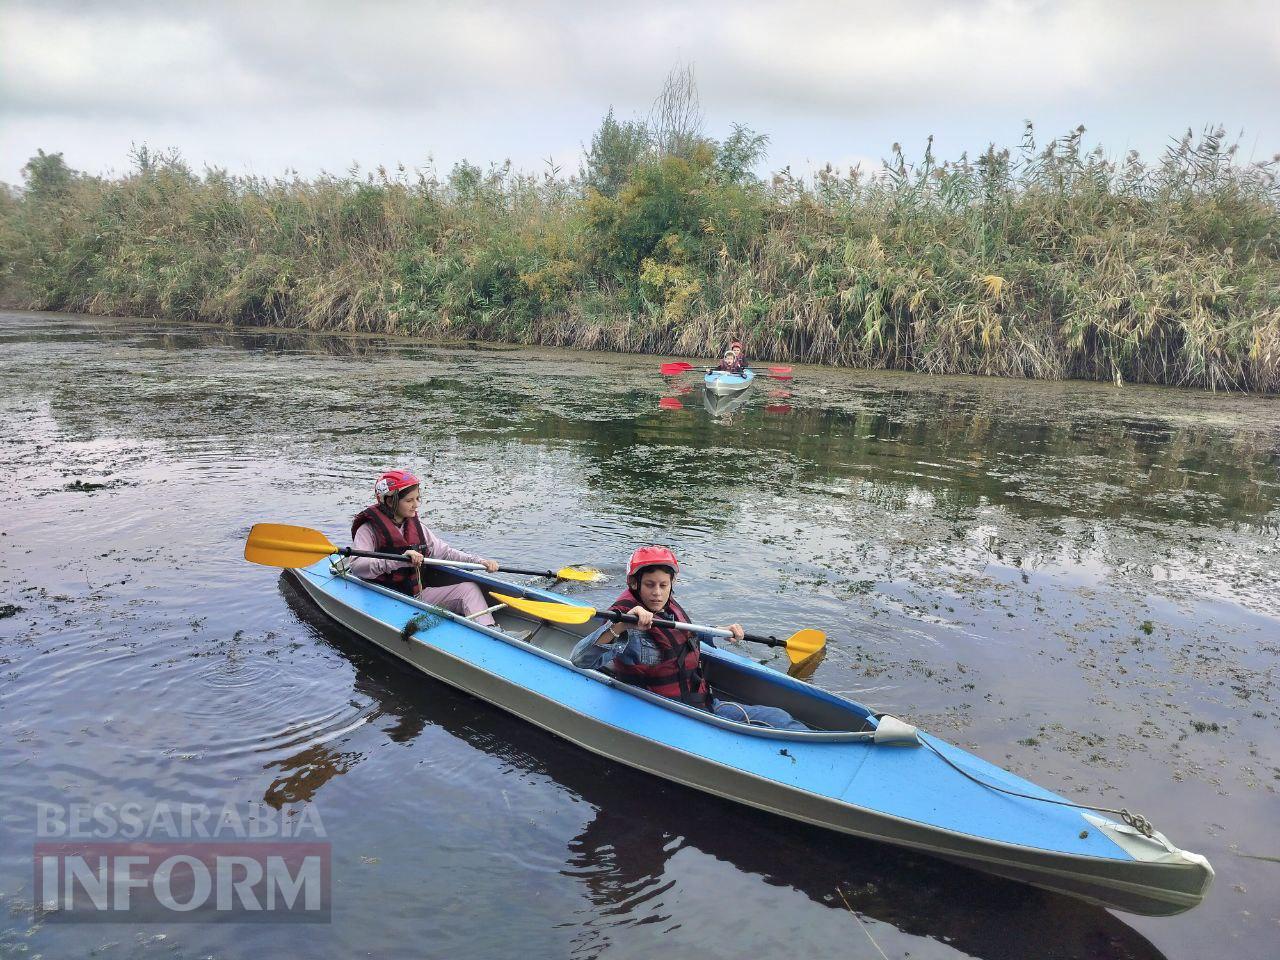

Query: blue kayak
<box><xmin>704</xmin><ymin>368</ymin><xmax>755</xmax><ymax>395</ymax></box>
<box><xmin>286</xmin><ymin>558</ymin><xmax>1213</xmax><ymax>915</ymax></box>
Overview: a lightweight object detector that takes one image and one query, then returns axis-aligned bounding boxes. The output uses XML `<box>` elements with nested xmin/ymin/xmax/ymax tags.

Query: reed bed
<box><xmin>2</xmin><ymin>126</ymin><xmax>1277</xmax><ymax>391</ymax></box>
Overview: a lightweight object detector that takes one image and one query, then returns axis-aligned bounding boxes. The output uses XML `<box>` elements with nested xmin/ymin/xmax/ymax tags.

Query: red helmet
<box><xmin>374</xmin><ymin>468</ymin><xmax>420</xmax><ymax>501</ymax></box>
<box><xmin>729</xmin><ymin>340</ymin><xmax>743</xmax><ymax>351</ymax></box>
<box><xmin>627</xmin><ymin>545</ymin><xmax>679</xmax><ymax>579</ymax></box>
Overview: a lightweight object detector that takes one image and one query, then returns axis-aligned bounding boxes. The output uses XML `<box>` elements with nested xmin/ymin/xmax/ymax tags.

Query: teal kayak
<box><xmin>704</xmin><ymin>368</ymin><xmax>755</xmax><ymax>395</ymax></box>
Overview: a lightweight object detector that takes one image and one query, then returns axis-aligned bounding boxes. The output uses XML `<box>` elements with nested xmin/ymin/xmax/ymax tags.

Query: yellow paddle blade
<box><xmin>553</xmin><ymin>566</ymin><xmax>606</xmax><ymax>583</ymax></box>
<box><xmin>784</xmin><ymin>629</ymin><xmax>826</xmax><ymax>663</ymax></box>
<box><xmin>244</xmin><ymin>523</ymin><xmax>340</xmax><ymax>569</ymax></box>
<box><xmin>491</xmin><ymin>592</ymin><xmax>599</xmax><ymax>625</ymax></box>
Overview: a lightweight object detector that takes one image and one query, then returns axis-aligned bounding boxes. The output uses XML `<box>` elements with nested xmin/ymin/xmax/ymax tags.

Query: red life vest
<box><xmin>606</xmin><ymin>588</ymin><xmax>711</xmax><ymax>709</ymax></box>
<box><xmin>350</xmin><ymin>506</ymin><xmax>457</xmax><ymax>595</ymax></box>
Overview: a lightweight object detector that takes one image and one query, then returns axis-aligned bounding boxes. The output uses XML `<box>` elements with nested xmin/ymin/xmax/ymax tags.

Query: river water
<box><xmin>0</xmin><ymin>310</ymin><xmax>1276</xmax><ymax>959</ymax></box>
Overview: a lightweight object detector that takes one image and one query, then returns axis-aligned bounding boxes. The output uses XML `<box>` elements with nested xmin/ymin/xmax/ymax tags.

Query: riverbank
<box><xmin>2</xmin><ymin>127</ymin><xmax>1278</xmax><ymax>391</ymax></box>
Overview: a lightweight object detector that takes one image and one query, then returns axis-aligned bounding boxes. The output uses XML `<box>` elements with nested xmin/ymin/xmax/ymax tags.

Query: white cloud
<box><xmin>2</xmin><ymin>8</ymin><xmax>253</xmax><ymax>116</ymax></box>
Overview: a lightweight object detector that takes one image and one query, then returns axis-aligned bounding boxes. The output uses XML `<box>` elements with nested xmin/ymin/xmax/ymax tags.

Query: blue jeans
<box><xmin>712</xmin><ymin>698</ymin><xmax>808</xmax><ymax>731</ymax></box>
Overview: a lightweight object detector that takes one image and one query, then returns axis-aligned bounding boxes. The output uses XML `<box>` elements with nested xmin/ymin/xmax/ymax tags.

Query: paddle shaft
<box><xmin>601</xmin><ymin>608</ymin><xmax>786</xmax><ymax>649</ymax></box>
<box><xmin>406</xmin><ymin>547</ymin><xmax>572</xmax><ymax>579</ymax></box>
<box><xmin>332</xmin><ymin>546</ymin><xmax>564</xmax><ymax>579</ymax></box>
<box><xmin>663</xmin><ymin>361</ymin><xmax>789</xmax><ymax>374</ymax></box>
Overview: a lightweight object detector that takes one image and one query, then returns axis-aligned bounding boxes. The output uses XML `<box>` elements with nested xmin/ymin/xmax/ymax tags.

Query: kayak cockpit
<box><xmin>487</xmin><ymin>592</ymin><xmax>874</xmax><ymax>735</ymax></box>
<box><xmin>327</xmin><ymin>563</ymin><xmax>877</xmax><ymax>738</ymax></box>
<box><xmin>701</xmin><ymin>652</ymin><xmax>875</xmax><ymax>732</ymax></box>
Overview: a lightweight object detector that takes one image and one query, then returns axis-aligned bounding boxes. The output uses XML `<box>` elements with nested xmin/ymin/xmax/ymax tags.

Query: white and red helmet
<box><xmin>627</xmin><ymin>545</ymin><xmax>679</xmax><ymax>580</ymax></box>
<box><xmin>374</xmin><ymin>468</ymin><xmax>420</xmax><ymax>502</ymax></box>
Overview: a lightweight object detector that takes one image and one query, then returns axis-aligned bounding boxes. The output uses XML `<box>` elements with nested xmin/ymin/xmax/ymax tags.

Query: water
<box><xmin>1</xmin><ymin>310</ymin><xmax>1276</xmax><ymax>959</ymax></box>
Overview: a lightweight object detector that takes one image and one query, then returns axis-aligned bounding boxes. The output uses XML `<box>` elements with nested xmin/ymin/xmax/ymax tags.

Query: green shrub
<box><xmin>1</xmin><ymin>122</ymin><xmax>1276</xmax><ymax>391</ymax></box>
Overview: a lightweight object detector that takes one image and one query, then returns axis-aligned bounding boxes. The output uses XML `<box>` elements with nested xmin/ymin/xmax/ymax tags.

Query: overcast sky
<box><xmin>2</xmin><ymin>0</ymin><xmax>1278</xmax><ymax>186</ymax></box>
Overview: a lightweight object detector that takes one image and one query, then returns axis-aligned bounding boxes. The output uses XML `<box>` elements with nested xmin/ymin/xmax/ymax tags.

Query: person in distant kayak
<box><xmin>713</xmin><ymin>340</ymin><xmax>748</xmax><ymax>375</ymax></box>
<box><xmin>349</xmin><ymin>469</ymin><xmax>501</xmax><ymax>625</ymax></box>
<box><xmin>570</xmin><ymin>546</ymin><xmax>807</xmax><ymax>730</ymax></box>
<box><xmin>713</xmin><ymin>349</ymin><xmax>741</xmax><ymax>374</ymax></box>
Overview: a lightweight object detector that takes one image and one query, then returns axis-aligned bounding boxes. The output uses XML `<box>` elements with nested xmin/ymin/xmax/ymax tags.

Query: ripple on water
<box><xmin>201</xmin><ymin>709</ymin><xmax>374</xmax><ymax>763</ymax></box>
<box><xmin>161</xmin><ymin>637</ymin><xmax>375</xmax><ymax>760</ymax></box>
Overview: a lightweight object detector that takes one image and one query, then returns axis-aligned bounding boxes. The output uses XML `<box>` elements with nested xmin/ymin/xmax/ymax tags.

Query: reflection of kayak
<box><xmin>702</xmin><ymin>388</ymin><xmax>752</xmax><ymax>417</ymax></box>
<box><xmin>704</xmin><ymin>368</ymin><xmax>755</xmax><ymax>395</ymax></box>
<box><xmin>287</xmin><ymin>559</ymin><xmax>1213</xmax><ymax>916</ymax></box>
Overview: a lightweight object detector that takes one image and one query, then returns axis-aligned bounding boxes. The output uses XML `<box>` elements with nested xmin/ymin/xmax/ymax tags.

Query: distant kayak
<box><xmin>704</xmin><ymin>368</ymin><xmax>755</xmax><ymax>395</ymax></box>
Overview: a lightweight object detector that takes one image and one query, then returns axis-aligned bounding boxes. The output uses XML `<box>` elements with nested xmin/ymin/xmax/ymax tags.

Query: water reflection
<box><xmin>154</xmin><ymin>326</ymin><xmax>524</xmax><ymax>358</ymax></box>
<box><xmin>391</xmin><ymin>371</ymin><xmax>1279</xmax><ymax>533</ymax></box>
<box><xmin>25</xmin><ymin>317</ymin><xmax>1278</xmax><ymax>536</ymax></box>
<box><xmin>702</xmin><ymin>388</ymin><xmax>752</xmax><ymax>419</ymax></box>
<box><xmin>272</xmin><ymin>577</ymin><xmax>1167</xmax><ymax>960</ymax></box>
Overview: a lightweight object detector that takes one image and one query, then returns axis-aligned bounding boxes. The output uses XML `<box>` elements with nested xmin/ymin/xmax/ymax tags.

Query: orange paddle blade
<box><xmin>244</xmin><ymin>523</ymin><xmax>339</xmax><ymax>568</ymax></box>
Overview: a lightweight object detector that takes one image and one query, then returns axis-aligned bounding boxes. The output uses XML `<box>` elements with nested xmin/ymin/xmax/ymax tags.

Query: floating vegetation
<box><xmin>399</xmin><ymin>612</ymin><xmax>440</xmax><ymax>643</ymax></box>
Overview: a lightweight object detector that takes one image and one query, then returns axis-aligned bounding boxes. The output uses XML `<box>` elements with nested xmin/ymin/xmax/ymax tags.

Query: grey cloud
<box><xmin>1</xmin><ymin>0</ymin><xmax>1276</xmax><ymax>180</ymax></box>
<box><xmin>4</xmin><ymin>0</ymin><xmax>1277</xmax><ymax>120</ymax></box>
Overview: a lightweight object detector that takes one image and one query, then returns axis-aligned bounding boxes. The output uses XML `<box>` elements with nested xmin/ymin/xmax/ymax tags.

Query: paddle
<box><xmin>490</xmin><ymin>591</ymin><xmax>826</xmax><ymax>669</ymax></box>
<box><xmin>244</xmin><ymin>523</ymin><xmax>604</xmax><ymax>582</ymax></box>
<box><xmin>661</xmin><ymin>360</ymin><xmax>793</xmax><ymax>379</ymax></box>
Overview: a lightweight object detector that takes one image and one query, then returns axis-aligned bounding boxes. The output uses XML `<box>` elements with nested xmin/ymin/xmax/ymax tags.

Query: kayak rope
<box><xmin>917</xmin><ymin>737</ymin><xmax>1157</xmax><ymax>838</ymax></box>
<box><xmin>325</xmin><ymin>557</ymin><xmax>356</xmax><ymax>584</ymax></box>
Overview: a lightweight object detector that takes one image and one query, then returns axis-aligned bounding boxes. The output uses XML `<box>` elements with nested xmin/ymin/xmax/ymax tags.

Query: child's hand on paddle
<box><xmin>628</xmin><ymin>606</ymin><xmax>655</xmax><ymax>629</ymax></box>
